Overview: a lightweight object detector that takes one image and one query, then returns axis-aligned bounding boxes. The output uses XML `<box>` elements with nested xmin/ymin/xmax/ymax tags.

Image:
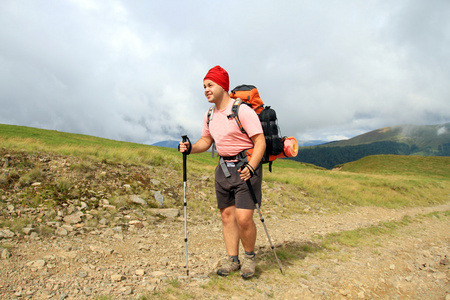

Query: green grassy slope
<box><xmin>1</xmin><ymin>123</ymin><xmax>449</xmax><ymax>212</ymax></box>
<box><xmin>340</xmin><ymin>155</ymin><xmax>450</xmax><ymax>179</ymax></box>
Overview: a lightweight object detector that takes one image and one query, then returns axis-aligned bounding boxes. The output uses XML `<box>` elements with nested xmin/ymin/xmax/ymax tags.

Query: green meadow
<box><xmin>1</xmin><ymin>123</ymin><xmax>449</xmax><ymax>214</ymax></box>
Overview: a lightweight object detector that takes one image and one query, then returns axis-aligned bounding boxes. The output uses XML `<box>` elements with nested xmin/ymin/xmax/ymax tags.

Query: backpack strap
<box><xmin>227</xmin><ymin>99</ymin><xmax>247</xmax><ymax>134</ymax></box>
<box><xmin>206</xmin><ymin>104</ymin><xmax>216</xmax><ymax>158</ymax></box>
<box><xmin>207</xmin><ymin>104</ymin><xmax>215</xmax><ymax>126</ymax></box>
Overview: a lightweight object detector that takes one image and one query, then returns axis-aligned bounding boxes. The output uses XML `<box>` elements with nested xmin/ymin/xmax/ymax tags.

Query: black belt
<box><xmin>218</xmin><ymin>151</ymin><xmax>248</xmax><ymax>178</ymax></box>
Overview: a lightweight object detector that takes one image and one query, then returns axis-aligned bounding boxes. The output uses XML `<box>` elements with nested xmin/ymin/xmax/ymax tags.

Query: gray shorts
<box><xmin>215</xmin><ymin>162</ymin><xmax>262</xmax><ymax>210</ymax></box>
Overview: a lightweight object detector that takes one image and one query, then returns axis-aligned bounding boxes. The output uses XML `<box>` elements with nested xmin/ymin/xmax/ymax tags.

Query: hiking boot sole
<box><xmin>217</xmin><ymin>270</ymin><xmax>230</xmax><ymax>276</ymax></box>
<box><xmin>240</xmin><ymin>271</ymin><xmax>254</xmax><ymax>279</ymax></box>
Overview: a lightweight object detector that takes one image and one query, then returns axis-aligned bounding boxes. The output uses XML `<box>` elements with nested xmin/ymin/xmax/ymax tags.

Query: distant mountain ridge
<box><xmin>291</xmin><ymin>123</ymin><xmax>450</xmax><ymax>169</ymax></box>
<box><xmin>152</xmin><ymin>140</ymin><xmax>180</xmax><ymax>149</ymax></box>
<box><xmin>322</xmin><ymin>123</ymin><xmax>450</xmax><ymax>151</ymax></box>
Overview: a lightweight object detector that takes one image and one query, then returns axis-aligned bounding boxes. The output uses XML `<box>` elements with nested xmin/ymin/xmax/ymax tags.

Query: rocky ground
<box><xmin>0</xmin><ymin>149</ymin><xmax>449</xmax><ymax>299</ymax></box>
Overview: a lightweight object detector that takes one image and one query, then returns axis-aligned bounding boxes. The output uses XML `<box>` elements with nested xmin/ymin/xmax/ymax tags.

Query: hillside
<box><xmin>291</xmin><ymin>123</ymin><xmax>450</xmax><ymax>169</ymax></box>
<box><xmin>1</xmin><ymin>124</ymin><xmax>449</xmax><ymax>299</ymax></box>
<box><xmin>324</xmin><ymin>123</ymin><xmax>450</xmax><ymax>153</ymax></box>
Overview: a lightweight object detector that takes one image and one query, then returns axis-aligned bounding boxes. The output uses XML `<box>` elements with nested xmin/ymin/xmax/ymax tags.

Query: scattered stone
<box><xmin>149</xmin><ymin>208</ymin><xmax>179</xmax><ymax>218</ymax></box>
<box><xmin>129</xmin><ymin>220</ymin><xmax>144</xmax><ymax>229</ymax></box>
<box><xmin>130</xmin><ymin>195</ymin><xmax>147</xmax><ymax>206</ymax></box>
<box><xmin>61</xmin><ymin>224</ymin><xmax>74</xmax><ymax>232</ymax></box>
<box><xmin>150</xmin><ymin>179</ymin><xmax>160</xmax><ymax>185</ymax></box>
<box><xmin>59</xmin><ymin>292</ymin><xmax>68</xmax><ymax>300</ymax></box>
<box><xmin>1</xmin><ymin>149</ymin><xmax>449</xmax><ymax>300</ymax></box>
<box><xmin>150</xmin><ymin>271</ymin><xmax>165</xmax><ymax>277</ymax></box>
<box><xmin>339</xmin><ymin>289</ymin><xmax>350</xmax><ymax>296</ymax></box>
<box><xmin>135</xmin><ymin>269</ymin><xmax>145</xmax><ymax>276</ymax></box>
<box><xmin>55</xmin><ymin>227</ymin><xmax>68</xmax><ymax>236</ymax></box>
<box><xmin>1</xmin><ymin>248</ymin><xmax>11</xmax><ymax>259</ymax></box>
<box><xmin>63</xmin><ymin>211</ymin><xmax>84</xmax><ymax>224</ymax></box>
<box><xmin>111</xmin><ymin>274</ymin><xmax>125</xmax><ymax>282</ymax></box>
<box><xmin>33</xmin><ymin>260</ymin><xmax>46</xmax><ymax>269</ymax></box>
<box><xmin>0</xmin><ymin>229</ymin><xmax>15</xmax><ymax>239</ymax></box>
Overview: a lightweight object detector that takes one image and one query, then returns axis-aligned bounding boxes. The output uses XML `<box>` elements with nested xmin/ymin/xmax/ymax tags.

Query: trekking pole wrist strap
<box><xmin>241</xmin><ymin>162</ymin><xmax>255</xmax><ymax>178</ymax></box>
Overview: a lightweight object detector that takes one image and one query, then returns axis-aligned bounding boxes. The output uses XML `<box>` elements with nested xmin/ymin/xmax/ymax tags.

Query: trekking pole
<box><xmin>245</xmin><ymin>177</ymin><xmax>284</xmax><ymax>274</ymax></box>
<box><xmin>182</xmin><ymin>135</ymin><xmax>190</xmax><ymax>276</ymax></box>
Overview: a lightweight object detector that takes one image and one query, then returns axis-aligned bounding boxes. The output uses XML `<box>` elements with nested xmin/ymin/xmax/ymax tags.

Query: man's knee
<box><xmin>220</xmin><ymin>206</ymin><xmax>236</xmax><ymax>225</ymax></box>
<box><xmin>236</xmin><ymin>209</ymin><xmax>255</xmax><ymax>229</ymax></box>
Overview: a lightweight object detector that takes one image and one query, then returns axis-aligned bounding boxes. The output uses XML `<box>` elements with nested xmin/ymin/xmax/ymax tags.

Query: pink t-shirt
<box><xmin>202</xmin><ymin>100</ymin><xmax>263</xmax><ymax>156</ymax></box>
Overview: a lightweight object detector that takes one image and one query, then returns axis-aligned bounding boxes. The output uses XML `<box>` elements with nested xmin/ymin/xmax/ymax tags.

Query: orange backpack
<box><xmin>208</xmin><ymin>84</ymin><xmax>298</xmax><ymax>171</ymax></box>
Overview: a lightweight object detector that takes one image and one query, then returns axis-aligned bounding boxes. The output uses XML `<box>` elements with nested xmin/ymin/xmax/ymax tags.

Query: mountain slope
<box><xmin>323</xmin><ymin>123</ymin><xmax>450</xmax><ymax>153</ymax></box>
<box><xmin>291</xmin><ymin>123</ymin><xmax>450</xmax><ymax>169</ymax></box>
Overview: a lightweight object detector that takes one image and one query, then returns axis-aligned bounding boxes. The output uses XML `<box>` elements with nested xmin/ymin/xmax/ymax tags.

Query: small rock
<box><xmin>111</xmin><ymin>274</ymin><xmax>125</xmax><ymax>282</ymax></box>
<box><xmin>1</xmin><ymin>248</ymin><xmax>11</xmax><ymax>259</ymax></box>
<box><xmin>61</xmin><ymin>224</ymin><xmax>74</xmax><ymax>232</ymax></box>
<box><xmin>129</xmin><ymin>220</ymin><xmax>144</xmax><ymax>229</ymax></box>
<box><xmin>149</xmin><ymin>208</ymin><xmax>179</xmax><ymax>218</ymax></box>
<box><xmin>0</xmin><ymin>229</ymin><xmax>15</xmax><ymax>239</ymax></box>
<box><xmin>33</xmin><ymin>260</ymin><xmax>46</xmax><ymax>269</ymax></box>
<box><xmin>130</xmin><ymin>195</ymin><xmax>147</xmax><ymax>206</ymax></box>
<box><xmin>59</xmin><ymin>292</ymin><xmax>68</xmax><ymax>300</ymax></box>
<box><xmin>63</xmin><ymin>211</ymin><xmax>84</xmax><ymax>224</ymax></box>
<box><xmin>150</xmin><ymin>271</ymin><xmax>165</xmax><ymax>277</ymax></box>
<box><xmin>339</xmin><ymin>289</ymin><xmax>350</xmax><ymax>296</ymax></box>
<box><xmin>55</xmin><ymin>227</ymin><xmax>68</xmax><ymax>236</ymax></box>
<box><xmin>135</xmin><ymin>269</ymin><xmax>146</xmax><ymax>276</ymax></box>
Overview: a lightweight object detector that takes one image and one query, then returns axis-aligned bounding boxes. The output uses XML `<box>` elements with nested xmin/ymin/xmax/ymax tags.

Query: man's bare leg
<box><xmin>235</xmin><ymin>208</ymin><xmax>256</xmax><ymax>252</ymax></box>
<box><xmin>220</xmin><ymin>205</ymin><xmax>240</xmax><ymax>256</ymax></box>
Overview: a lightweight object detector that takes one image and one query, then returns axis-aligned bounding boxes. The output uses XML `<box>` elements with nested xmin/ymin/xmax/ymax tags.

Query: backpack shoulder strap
<box><xmin>206</xmin><ymin>104</ymin><xmax>215</xmax><ymax>127</ymax></box>
<box><xmin>229</xmin><ymin>99</ymin><xmax>246</xmax><ymax>134</ymax></box>
<box><xmin>206</xmin><ymin>104</ymin><xmax>217</xmax><ymax>158</ymax></box>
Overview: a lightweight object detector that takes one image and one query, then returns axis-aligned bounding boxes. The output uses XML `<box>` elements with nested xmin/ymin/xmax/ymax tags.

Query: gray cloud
<box><xmin>1</xmin><ymin>0</ymin><xmax>449</xmax><ymax>144</ymax></box>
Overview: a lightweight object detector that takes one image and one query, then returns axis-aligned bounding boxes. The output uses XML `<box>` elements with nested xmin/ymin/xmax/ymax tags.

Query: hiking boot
<box><xmin>240</xmin><ymin>253</ymin><xmax>256</xmax><ymax>278</ymax></box>
<box><xmin>216</xmin><ymin>257</ymin><xmax>240</xmax><ymax>276</ymax></box>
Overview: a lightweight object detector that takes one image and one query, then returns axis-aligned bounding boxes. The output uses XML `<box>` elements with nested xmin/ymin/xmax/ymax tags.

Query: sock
<box><xmin>245</xmin><ymin>251</ymin><xmax>255</xmax><ymax>257</ymax></box>
<box><xmin>229</xmin><ymin>255</ymin><xmax>240</xmax><ymax>263</ymax></box>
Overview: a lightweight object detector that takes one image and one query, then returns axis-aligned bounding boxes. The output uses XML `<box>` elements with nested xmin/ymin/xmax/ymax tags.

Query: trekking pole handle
<box><xmin>181</xmin><ymin>135</ymin><xmax>190</xmax><ymax>182</ymax></box>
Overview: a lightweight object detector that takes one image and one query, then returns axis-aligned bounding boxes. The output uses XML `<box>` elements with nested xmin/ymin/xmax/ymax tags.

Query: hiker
<box><xmin>179</xmin><ymin>65</ymin><xmax>266</xmax><ymax>278</ymax></box>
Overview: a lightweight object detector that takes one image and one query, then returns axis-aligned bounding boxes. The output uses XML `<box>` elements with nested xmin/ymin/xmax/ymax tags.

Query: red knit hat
<box><xmin>204</xmin><ymin>65</ymin><xmax>229</xmax><ymax>92</ymax></box>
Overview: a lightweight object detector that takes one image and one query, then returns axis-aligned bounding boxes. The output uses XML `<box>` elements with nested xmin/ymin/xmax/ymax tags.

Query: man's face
<box><xmin>203</xmin><ymin>80</ymin><xmax>224</xmax><ymax>103</ymax></box>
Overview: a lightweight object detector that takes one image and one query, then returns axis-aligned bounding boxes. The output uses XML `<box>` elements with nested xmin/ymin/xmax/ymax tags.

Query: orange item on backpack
<box><xmin>230</xmin><ymin>85</ymin><xmax>264</xmax><ymax>114</ymax></box>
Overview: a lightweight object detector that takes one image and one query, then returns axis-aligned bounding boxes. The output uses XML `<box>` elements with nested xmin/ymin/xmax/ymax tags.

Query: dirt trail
<box><xmin>1</xmin><ymin>202</ymin><xmax>449</xmax><ymax>299</ymax></box>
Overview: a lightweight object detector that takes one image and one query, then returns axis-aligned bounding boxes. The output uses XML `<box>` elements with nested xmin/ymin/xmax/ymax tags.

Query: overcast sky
<box><xmin>1</xmin><ymin>0</ymin><xmax>449</xmax><ymax>144</ymax></box>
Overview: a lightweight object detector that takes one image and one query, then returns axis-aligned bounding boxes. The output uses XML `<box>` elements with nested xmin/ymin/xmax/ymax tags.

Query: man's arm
<box><xmin>239</xmin><ymin>133</ymin><xmax>266</xmax><ymax>180</ymax></box>
<box><xmin>179</xmin><ymin>135</ymin><xmax>214</xmax><ymax>154</ymax></box>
